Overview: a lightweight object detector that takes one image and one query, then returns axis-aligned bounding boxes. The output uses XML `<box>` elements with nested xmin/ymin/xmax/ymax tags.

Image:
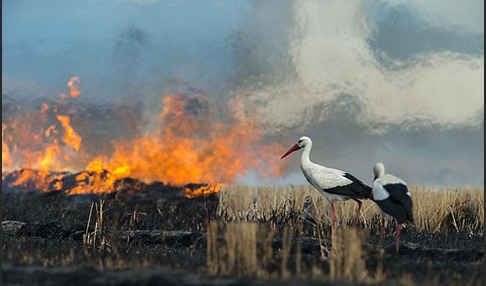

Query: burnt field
<box><xmin>0</xmin><ymin>173</ymin><xmax>484</xmax><ymax>286</ymax></box>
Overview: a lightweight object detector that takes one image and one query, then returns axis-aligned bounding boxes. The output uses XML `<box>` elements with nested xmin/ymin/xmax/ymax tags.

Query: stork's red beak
<box><xmin>280</xmin><ymin>144</ymin><xmax>302</xmax><ymax>159</ymax></box>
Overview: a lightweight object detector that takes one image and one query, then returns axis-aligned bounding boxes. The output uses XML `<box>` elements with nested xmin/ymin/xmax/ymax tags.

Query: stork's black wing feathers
<box><xmin>383</xmin><ymin>183</ymin><xmax>414</xmax><ymax>223</ymax></box>
<box><xmin>343</xmin><ymin>173</ymin><xmax>372</xmax><ymax>198</ymax></box>
<box><xmin>376</xmin><ymin>199</ymin><xmax>410</xmax><ymax>224</ymax></box>
<box><xmin>322</xmin><ymin>173</ymin><xmax>372</xmax><ymax>200</ymax></box>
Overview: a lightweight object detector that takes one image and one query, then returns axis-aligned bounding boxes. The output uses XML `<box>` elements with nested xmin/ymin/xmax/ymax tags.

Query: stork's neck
<box><xmin>300</xmin><ymin>141</ymin><xmax>313</xmax><ymax>168</ymax></box>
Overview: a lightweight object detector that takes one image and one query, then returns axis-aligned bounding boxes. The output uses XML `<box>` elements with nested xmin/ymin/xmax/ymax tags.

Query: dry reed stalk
<box><xmin>83</xmin><ymin>200</ymin><xmax>110</xmax><ymax>250</ymax></box>
<box><xmin>83</xmin><ymin>202</ymin><xmax>94</xmax><ymax>245</ymax></box>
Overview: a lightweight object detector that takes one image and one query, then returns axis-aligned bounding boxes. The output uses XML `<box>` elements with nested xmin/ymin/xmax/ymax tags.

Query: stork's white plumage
<box><xmin>372</xmin><ymin>162</ymin><xmax>413</xmax><ymax>254</ymax></box>
<box><xmin>281</xmin><ymin>136</ymin><xmax>372</xmax><ymax>228</ymax></box>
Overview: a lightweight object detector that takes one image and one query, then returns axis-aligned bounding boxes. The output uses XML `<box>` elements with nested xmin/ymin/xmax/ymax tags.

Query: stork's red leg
<box><xmin>352</xmin><ymin>199</ymin><xmax>362</xmax><ymax>225</ymax></box>
<box><xmin>379</xmin><ymin>217</ymin><xmax>385</xmax><ymax>247</ymax></box>
<box><xmin>395</xmin><ymin>223</ymin><xmax>401</xmax><ymax>254</ymax></box>
<box><xmin>330</xmin><ymin>202</ymin><xmax>336</xmax><ymax>225</ymax></box>
<box><xmin>330</xmin><ymin>202</ymin><xmax>336</xmax><ymax>232</ymax></box>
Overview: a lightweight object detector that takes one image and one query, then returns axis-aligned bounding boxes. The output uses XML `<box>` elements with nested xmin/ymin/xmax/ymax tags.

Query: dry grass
<box><xmin>212</xmin><ymin>184</ymin><xmax>483</xmax><ymax>284</ymax></box>
<box><xmin>206</xmin><ymin>221</ymin><xmax>279</xmax><ymax>279</ymax></box>
<box><xmin>83</xmin><ymin>200</ymin><xmax>110</xmax><ymax>251</ymax></box>
<box><xmin>204</xmin><ymin>220</ymin><xmax>386</xmax><ymax>283</ymax></box>
<box><xmin>328</xmin><ymin>227</ymin><xmax>370</xmax><ymax>282</ymax></box>
<box><xmin>410</xmin><ymin>186</ymin><xmax>484</xmax><ymax>233</ymax></box>
<box><xmin>218</xmin><ymin>185</ymin><xmax>484</xmax><ymax>233</ymax></box>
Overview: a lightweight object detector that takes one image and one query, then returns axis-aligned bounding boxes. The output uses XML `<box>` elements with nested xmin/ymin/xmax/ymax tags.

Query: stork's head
<box><xmin>280</xmin><ymin>136</ymin><xmax>311</xmax><ymax>159</ymax></box>
<box><xmin>373</xmin><ymin>162</ymin><xmax>385</xmax><ymax>180</ymax></box>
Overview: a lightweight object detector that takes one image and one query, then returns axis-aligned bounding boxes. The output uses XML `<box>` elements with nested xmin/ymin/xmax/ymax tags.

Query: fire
<box><xmin>68</xmin><ymin>171</ymin><xmax>117</xmax><ymax>195</ymax></box>
<box><xmin>2</xmin><ymin>77</ymin><xmax>288</xmax><ymax>197</ymax></box>
<box><xmin>7</xmin><ymin>169</ymin><xmax>65</xmax><ymax>192</ymax></box>
<box><xmin>44</xmin><ymin>125</ymin><xmax>57</xmax><ymax>137</ymax></box>
<box><xmin>2</xmin><ymin>82</ymin><xmax>84</xmax><ymax>174</ymax></box>
<box><xmin>41</xmin><ymin>103</ymin><xmax>49</xmax><ymax>113</ymax></box>
<box><xmin>56</xmin><ymin>115</ymin><xmax>82</xmax><ymax>151</ymax></box>
<box><xmin>67</xmin><ymin>76</ymin><xmax>80</xmax><ymax>98</ymax></box>
<box><xmin>38</xmin><ymin>142</ymin><xmax>61</xmax><ymax>171</ymax></box>
<box><xmin>2</xmin><ymin>124</ymin><xmax>12</xmax><ymax>167</ymax></box>
<box><xmin>184</xmin><ymin>184</ymin><xmax>223</xmax><ymax>199</ymax></box>
<box><xmin>85</xmin><ymin>93</ymin><xmax>285</xmax><ymax>186</ymax></box>
<box><xmin>2</xmin><ymin>113</ymin><xmax>81</xmax><ymax>173</ymax></box>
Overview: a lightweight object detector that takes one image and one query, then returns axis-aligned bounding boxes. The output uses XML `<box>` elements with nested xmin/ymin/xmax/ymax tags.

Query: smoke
<box><xmin>238</xmin><ymin>0</ymin><xmax>483</xmax><ymax>129</ymax></box>
<box><xmin>2</xmin><ymin>0</ymin><xmax>484</xmax><ymax>186</ymax></box>
<box><xmin>233</xmin><ymin>0</ymin><xmax>483</xmax><ymax>186</ymax></box>
<box><xmin>406</xmin><ymin>0</ymin><xmax>484</xmax><ymax>34</ymax></box>
<box><xmin>2</xmin><ymin>0</ymin><xmax>250</xmax><ymax>99</ymax></box>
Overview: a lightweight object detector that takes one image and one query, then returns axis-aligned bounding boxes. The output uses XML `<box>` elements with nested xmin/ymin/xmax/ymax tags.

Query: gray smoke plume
<box><xmin>232</xmin><ymin>0</ymin><xmax>484</xmax><ymax>187</ymax></box>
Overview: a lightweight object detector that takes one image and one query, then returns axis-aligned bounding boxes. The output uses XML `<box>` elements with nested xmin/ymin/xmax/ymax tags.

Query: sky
<box><xmin>2</xmin><ymin>0</ymin><xmax>484</xmax><ymax>187</ymax></box>
<box><xmin>2</xmin><ymin>0</ymin><xmax>251</xmax><ymax>96</ymax></box>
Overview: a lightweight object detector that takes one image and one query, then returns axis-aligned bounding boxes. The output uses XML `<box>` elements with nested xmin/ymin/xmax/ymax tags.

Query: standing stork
<box><xmin>372</xmin><ymin>162</ymin><xmax>413</xmax><ymax>254</ymax></box>
<box><xmin>280</xmin><ymin>136</ymin><xmax>372</xmax><ymax>230</ymax></box>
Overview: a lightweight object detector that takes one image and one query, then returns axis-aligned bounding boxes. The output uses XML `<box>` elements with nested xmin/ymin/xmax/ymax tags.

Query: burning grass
<box><xmin>2</xmin><ymin>77</ymin><xmax>287</xmax><ymax>198</ymax></box>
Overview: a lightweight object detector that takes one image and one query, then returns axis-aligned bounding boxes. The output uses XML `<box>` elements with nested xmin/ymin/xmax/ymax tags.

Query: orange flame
<box><xmin>44</xmin><ymin>125</ymin><xmax>57</xmax><ymax>137</ymax></box>
<box><xmin>67</xmin><ymin>76</ymin><xmax>80</xmax><ymax>98</ymax></box>
<box><xmin>2</xmin><ymin>124</ymin><xmax>12</xmax><ymax>167</ymax></box>
<box><xmin>184</xmin><ymin>184</ymin><xmax>223</xmax><ymax>199</ymax></box>
<box><xmin>2</xmin><ymin>79</ymin><xmax>85</xmax><ymax>174</ymax></box>
<box><xmin>41</xmin><ymin>103</ymin><xmax>49</xmax><ymax>113</ymax></box>
<box><xmin>2</xmin><ymin>77</ymin><xmax>288</xmax><ymax>197</ymax></box>
<box><xmin>8</xmin><ymin>169</ymin><xmax>64</xmax><ymax>192</ymax></box>
<box><xmin>56</xmin><ymin>115</ymin><xmax>82</xmax><ymax>151</ymax></box>
<box><xmin>85</xmin><ymin>93</ymin><xmax>286</xmax><ymax>187</ymax></box>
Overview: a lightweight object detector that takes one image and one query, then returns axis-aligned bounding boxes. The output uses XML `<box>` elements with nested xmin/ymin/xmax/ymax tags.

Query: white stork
<box><xmin>280</xmin><ymin>136</ymin><xmax>372</xmax><ymax>229</ymax></box>
<box><xmin>372</xmin><ymin>162</ymin><xmax>414</xmax><ymax>254</ymax></box>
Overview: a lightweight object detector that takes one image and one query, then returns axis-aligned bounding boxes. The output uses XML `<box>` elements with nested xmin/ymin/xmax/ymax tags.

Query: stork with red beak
<box><xmin>281</xmin><ymin>136</ymin><xmax>372</xmax><ymax>229</ymax></box>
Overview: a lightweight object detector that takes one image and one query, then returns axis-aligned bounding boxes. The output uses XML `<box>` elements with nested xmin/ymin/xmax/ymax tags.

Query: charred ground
<box><xmin>0</xmin><ymin>174</ymin><xmax>484</xmax><ymax>286</ymax></box>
